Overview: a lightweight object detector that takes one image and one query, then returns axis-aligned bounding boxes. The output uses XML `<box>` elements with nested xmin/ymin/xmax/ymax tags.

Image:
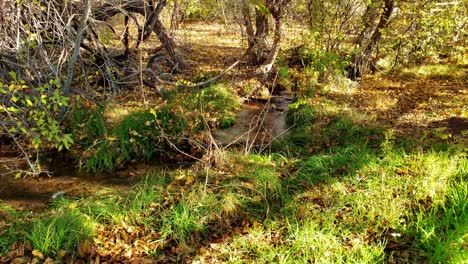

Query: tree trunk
<box><xmin>350</xmin><ymin>0</ymin><xmax>394</xmax><ymax>79</ymax></box>
<box><xmin>242</xmin><ymin>0</ymin><xmax>290</xmax><ymax>73</ymax></box>
<box><xmin>94</xmin><ymin>0</ymin><xmax>186</xmax><ymax>69</ymax></box>
<box><xmin>170</xmin><ymin>0</ymin><xmax>180</xmax><ymax>33</ymax></box>
<box><xmin>153</xmin><ymin>18</ymin><xmax>187</xmax><ymax>69</ymax></box>
<box><xmin>258</xmin><ymin>13</ymin><xmax>282</xmax><ymax>73</ymax></box>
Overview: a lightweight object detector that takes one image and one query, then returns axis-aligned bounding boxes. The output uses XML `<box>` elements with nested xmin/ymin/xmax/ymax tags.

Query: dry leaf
<box><xmin>78</xmin><ymin>240</ymin><xmax>92</xmax><ymax>257</ymax></box>
<box><xmin>43</xmin><ymin>258</ymin><xmax>55</xmax><ymax>264</ymax></box>
<box><xmin>57</xmin><ymin>250</ymin><xmax>67</xmax><ymax>258</ymax></box>
<box><xmin>175</xmin><ymin>243</ymin><xmax>194</xmax><ymax>255</ymax></box>
<box><xmin>11</xmin><ymin>257</ymin><xmax>30</xmax><ymax>264</ymax></box>
<box><xmin>31</xmin><ymin>250</ymin><xmax>44</xmax><ymax>260</ymax></box>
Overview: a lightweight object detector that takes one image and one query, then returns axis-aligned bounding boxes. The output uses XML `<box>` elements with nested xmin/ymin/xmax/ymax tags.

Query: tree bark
<box><xmin>350</xmin><ymin>0</ymin><xmax>394</xmax><ymax>79</ymax></box>
<box><xmin>94</xmin><ymin>0</ymin><xmax>186</xmax><ymax>69</ymax></box>
<box><xmin>242</xmin><ymin>0</ymin><xmax>290</xmax><ymax>73</ymax></box>
<box><xmin>153</xmin><ymin>18</ymin><xmax>187</xmax><ymax>69</ymax></box>
<box><xmin>63</xmin><ymin>0</ymin><xmax>91</xmax><ymax>97</ymax></box>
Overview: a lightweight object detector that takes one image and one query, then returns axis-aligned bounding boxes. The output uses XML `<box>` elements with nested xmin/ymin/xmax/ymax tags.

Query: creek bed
<box><xmin>214</xmin><ymin>93</ymin><xmax>293</xmax><ymax>147</ymax></box>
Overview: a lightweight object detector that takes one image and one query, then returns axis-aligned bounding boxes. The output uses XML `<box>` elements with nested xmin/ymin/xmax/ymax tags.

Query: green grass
<box><xmin>26</xmin><ymin>209</ymin><xmax>94</xmax><ymax>256</ymax></box>
<box><xmin>0</xmin><ymin>203</ymin><xmax>23</xmax><ymax>254</ymax></box>
<box><xmin>70</xmin><ymin>82</ymin><xmax>240</xmax><ymax>172</ymax></box>
<box><xmin>2</xmin><ymin>69</ymin><xmax>466</xmax><ymax>262</ymax></box>
<box><xmin>201</xmin><ymin>143</ymin><xmax>465</xmax><ymax>263</ymax></box>
<box><xmin>160</xmin><ymin>200</ymin><xmax>208</xmax><ymax>243</ymax></box>
<box><xmin>2</xmin><ymin>141</ymin><xmax>466</xmax><ymax>261</ymax></box>
<box><xmin>388</xmin><ymin>64</ymin><xmax>467</xmax><ymax>81</ymax></box>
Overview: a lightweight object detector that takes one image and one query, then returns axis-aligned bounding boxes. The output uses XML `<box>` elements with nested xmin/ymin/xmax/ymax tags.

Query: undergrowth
<box><xmin>1</xmin><ymin>65</ymin><xmax>466</xmax><ymax>263</ymax></box>
<box><xmin>69</xmin><ymin>83</ymin><xmax>240</xmax><ymax>172</ymax></box>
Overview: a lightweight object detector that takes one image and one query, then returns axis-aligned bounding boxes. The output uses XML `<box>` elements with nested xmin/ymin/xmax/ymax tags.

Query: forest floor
<box><xmin>0</xmin><ymin>22</ymin><xmax>467</xmax><ymax>263</ymax></box>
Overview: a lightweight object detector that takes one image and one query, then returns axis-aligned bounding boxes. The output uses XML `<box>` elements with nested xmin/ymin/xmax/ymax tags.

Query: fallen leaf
<box><xmin>11</xmin><ymin>257</ymin><xmax>30</xmax><ymax>264</ymax></box>
<box><xmin>43</xmin><ymin>257</ymin><xmax>55</xmax><ymax>264</ymax></box>
<box><xmin>31</xmin><ymin>250</ymin><xmax>44</xmax><ymax>260</ymax></box>
<box><xmin>78</xmin><ymin>240</ymin><xmax>92</xmax><ymax>257</ymax></box>
<box><xmin>175</xmin><ymin>243</ymin><xmax>194</xmax><ymax>255</ymax></box>
<box><xmin>57</xmin><ymin>250</ymin><xmax>67</xmax><ymax>258</ymax></box>
<box><xmin>125</xmin><ymin>248</ymin><xmax>133</xmax><ymax>258</ymax></box>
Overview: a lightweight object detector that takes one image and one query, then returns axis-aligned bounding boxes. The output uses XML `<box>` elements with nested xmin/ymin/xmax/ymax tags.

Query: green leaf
<box><xmin>150</xmin><ymin>108</ymin><xmax>157</xmax><ymax>118</ymax></box>
<box><xmin>9</xmin><ymin>71</ymin><xmax>17</xmax><ymax>80</ymax></box>
<box><xmin>279</xmin><ymin>67</ymin><xmax>289</xmax><ymax>78</ymax></box>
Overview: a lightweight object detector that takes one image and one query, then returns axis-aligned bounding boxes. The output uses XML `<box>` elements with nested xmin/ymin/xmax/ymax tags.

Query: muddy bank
<box><xmin>0</xmin><ymin>157</ymin><xmax>182</xmax><ymax>212</ymax></box>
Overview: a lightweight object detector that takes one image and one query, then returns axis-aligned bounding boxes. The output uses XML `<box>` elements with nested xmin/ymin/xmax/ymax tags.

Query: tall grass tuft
<box><xmin>26</xmin><ymin>209</ymin><xmax>94</xmax><ymax>256</ymax></box>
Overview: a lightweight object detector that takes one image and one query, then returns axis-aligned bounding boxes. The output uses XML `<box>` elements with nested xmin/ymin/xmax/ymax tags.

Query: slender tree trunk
<box><xmin>258</xmin><ymin>16</ymin><xmax>282</xmax><ymax>73</ymax></box>
<box><xmin>153</xmin><ymin>18</ymin><xmax>187</xmax><ymax>69</ymax></box>
<box><xmin>242</xmin><ymin>3</ymin><xmax>256</xmax><ymax>61</ymax></box>
<box><xmin>350</xmin><ymin>0</ymin><xmax>394</xmax><ymax>79</ymax></box>
<box><xmin>170</xmin><ymin>0</ymin><xmax>180</xmax><ymax>33</ymax></box>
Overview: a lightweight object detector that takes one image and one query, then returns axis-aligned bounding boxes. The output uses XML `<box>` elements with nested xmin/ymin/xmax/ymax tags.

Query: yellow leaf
<box><xmin>32</xmin><ymin>249</ymin><xmax>44</xmax><ymax>260</ymax></box>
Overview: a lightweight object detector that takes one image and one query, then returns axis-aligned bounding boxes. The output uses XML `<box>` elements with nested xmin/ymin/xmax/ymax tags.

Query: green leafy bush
<box><xmin>0</xmin><ymin>73</ymin><xmax>73</xmax><ymax>152</ymax></box>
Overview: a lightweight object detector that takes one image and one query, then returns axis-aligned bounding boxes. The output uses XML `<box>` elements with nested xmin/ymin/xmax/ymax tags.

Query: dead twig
<box><xmin>145</xmin><ymin>60</ymin><xmax>241</xmax><ymax>89</ymax></box>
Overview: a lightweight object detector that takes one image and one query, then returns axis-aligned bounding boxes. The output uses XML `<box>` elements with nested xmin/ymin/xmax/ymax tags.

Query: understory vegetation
<box><xmin>1</xmin><ymin>0</ymin><xmax>466</xmax><ymax>263</ymax></box>
<box><xmin>69</xmin><ymin>83</ymin><xmax>241</xmax><ymax>172</ymax></box>
<box><xmin>1</xmin><ymin>64</ymin><xmax>466</xmax><ymax>263</ymax></box>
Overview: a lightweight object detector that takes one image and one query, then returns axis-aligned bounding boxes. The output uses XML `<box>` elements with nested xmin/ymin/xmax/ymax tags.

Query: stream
<box><xmin>214</xmin><ymin>93</ymin><xmax>293</xmax><ymax>147</ymax></box>
<box><xmin>0</xmin><ymin>95</ymin><xmax>292</xmax><ymax>211</ymax></box>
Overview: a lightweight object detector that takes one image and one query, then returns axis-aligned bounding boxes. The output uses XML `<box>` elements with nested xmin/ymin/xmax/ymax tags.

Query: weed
<box><xmin>70</xmin><ymin>104</ymin><xmax>107</xmax><ymax>146</ymax></box>
<box><xmin>410</xmin><ymin>156</ymin><xmax>467</xmax><ymax>262</ymax></box>
<box><xmin>286</xmin><ymin>99</ymin><xmax>318</xmax><ymax>126</ymax></box>
<box><xmin>74</xmin><ymin>83</ymin><xmax>240</xmax><ymax>172</ymax></box>
<box><xmin>299</xmin><ymin>145</ymin><xmax>371</xmax><ymax>184</ymax></box>
<box><xmin>196</xmin><ymin>83</ymin><xmax>241</xmax><ymax>128</ymax></box>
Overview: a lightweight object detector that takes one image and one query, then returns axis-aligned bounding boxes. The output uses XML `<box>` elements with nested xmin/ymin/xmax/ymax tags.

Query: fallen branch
<box><xmin>145</xmin><ymin>60</ymin><xmax>240</xmax><ymax>89</ymax></box>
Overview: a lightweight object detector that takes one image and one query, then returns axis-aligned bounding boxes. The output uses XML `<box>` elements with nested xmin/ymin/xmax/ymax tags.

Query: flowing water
<box><xmin>214</xmin><ymin>93</ymin><xmax>293</xmax><ymax>147</ymax></box>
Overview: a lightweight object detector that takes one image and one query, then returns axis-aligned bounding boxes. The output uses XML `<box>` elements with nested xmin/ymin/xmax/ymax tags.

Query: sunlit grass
<box><xmin>0</xmin><ymin>203</ymin><xmax>23</xmax><ymax>254</ymax></box>
<box><xmin>26</xmin><ymin>209</ymin><xmax>94</xmax><ymax>256</ymax></box>
<box><xmin>2</xmin><ymin>138</ymin><xmax>466</xmax><ymax>262</ymax></box>
<box><xmin>390</xmin><ymin>64</ymin><xmax>467</xmax><ymax>80</ymax></box>
<box><xmin>2</xmin><ymin>62</ymin><xmax>466</xmax><ymax>262</ymax></box>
